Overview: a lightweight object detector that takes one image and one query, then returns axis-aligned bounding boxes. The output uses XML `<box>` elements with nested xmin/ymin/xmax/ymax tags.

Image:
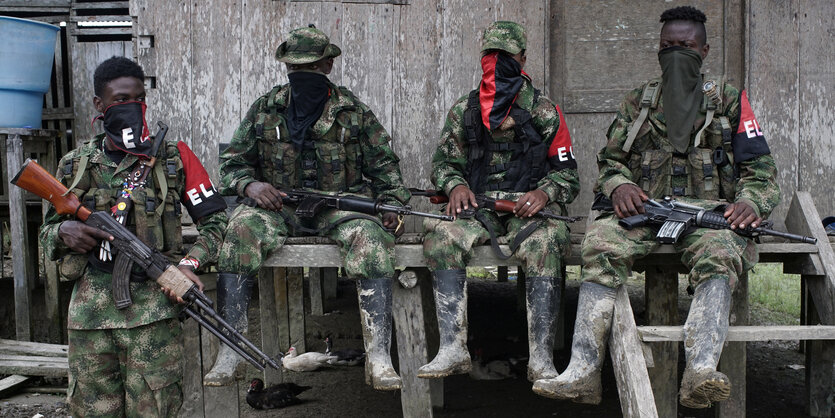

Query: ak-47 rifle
<box><xmin>12</xmin><ymin>160</ymin><xmax>281</xmax><ymax>372</ymax></box>
<box><xmin>592</xmin><ymin>195</ymin><xmax>816</xmax><ymax>245</ymax></box>
<box><xmin>409</xmin><ymin>188</ymin><xmax>584</xmax><ymax>223</ymax></box>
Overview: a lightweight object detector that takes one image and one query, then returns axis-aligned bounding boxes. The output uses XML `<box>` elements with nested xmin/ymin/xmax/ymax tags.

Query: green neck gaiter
<box><xmin>658</xmin><ymin>46</ymin><xmax>703</xmax><ymax>153</ymax></box>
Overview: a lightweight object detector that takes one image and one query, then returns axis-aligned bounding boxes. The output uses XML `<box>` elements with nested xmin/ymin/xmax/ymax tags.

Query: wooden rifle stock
<box><xmin>11</xmin><ymin>159</ymin><xmax>92</xmax><ymax>221</ymax></box>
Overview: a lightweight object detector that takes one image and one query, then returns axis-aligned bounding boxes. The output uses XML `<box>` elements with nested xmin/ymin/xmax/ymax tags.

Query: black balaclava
<box><xmin>287</xmin><ymin>71</ymin><xmax>330</xmax><ymax>149</ymax></box>
<box><xmin>98</xmin><ymin>101</ymin><xmax>153</xmax><ymax>158</ymax></box>
<box><xmin>658</xmin><ymin>46</ymin><xmax>704</xmax><ymax>153</ymax></box>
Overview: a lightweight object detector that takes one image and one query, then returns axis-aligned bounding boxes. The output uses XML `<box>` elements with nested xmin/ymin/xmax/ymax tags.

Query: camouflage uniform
<box><xmin>419</xmin><ymin>21</ymin><xmax>579</xmax><ymax>383</ymax></box>
<box><xmin>423</xmin><ymin>78</ymin><xmax>579</xmax><ymax>276</ymax></box>
<box><xmin>217</xmin><ymin>81</ymin><xmax>409</xmax><ymax>277</ymax></box>
<box><xmin>40</xmin><ymin>134</ymin><xmax>227</xmax><ymax>417</ymax></box>
<box><xmin>583</xmin><ymin>80</ymin><xmax>780</xmax><ymax>290</ymax></box>
<box><xmin>210</xmin><ymin>26</ymin><xmax>407</xmax><ymax>391</ymax></box>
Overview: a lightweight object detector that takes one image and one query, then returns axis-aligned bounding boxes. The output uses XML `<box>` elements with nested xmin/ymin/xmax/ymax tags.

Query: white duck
<box><xmin>281</xmin><ymin>347</ymin><xmax>336</xmax><ymax>372</ymax></box>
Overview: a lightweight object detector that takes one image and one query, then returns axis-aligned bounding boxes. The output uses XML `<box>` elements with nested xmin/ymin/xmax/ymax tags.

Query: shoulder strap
<box><xmin>63</xmin><ymin>154</ymin><xmax>89</xmax><ymax>196</ymax></box>
<box><xmin>622</xmin><ymin>79</ymin><xmax>661</xmax><ymax>153</ymax></box>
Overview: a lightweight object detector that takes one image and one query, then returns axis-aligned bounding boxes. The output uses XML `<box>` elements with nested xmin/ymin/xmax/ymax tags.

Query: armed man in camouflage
<box><xmin>420</xmin><ymin>21</ymin><xmax>580</xmax><ymax>384</ymax></box>
<box><xmin>208</xmin><ymin>26</ymin><xmax>410</xmax><ymax>391</ymax></box>
<box><xmin>40</xmin><ymin>56</ymin><xmax>228</xmax><ymax>417</ymax></box>
<box><xmin>533</xmin><ymin>6</ymin><xmax>780</xmax><ymax>409</ymax></box>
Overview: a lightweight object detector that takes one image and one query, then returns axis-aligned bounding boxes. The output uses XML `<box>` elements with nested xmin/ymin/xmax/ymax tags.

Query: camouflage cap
<box><xmin>275</xmin><ymin>26</ymin><xmax>342</xmax><ymax>64</ymax></box>
<box><xmin>481</xmin><ymin>21</ymin><xmax>526</xmax><ymax>55</ymax></box>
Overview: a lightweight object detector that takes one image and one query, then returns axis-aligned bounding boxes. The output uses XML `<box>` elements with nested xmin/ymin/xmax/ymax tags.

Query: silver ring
<box><xmin>525</xmin><ymin>201</ymin><xmax>532</xmax><ymax>206</ymax></box>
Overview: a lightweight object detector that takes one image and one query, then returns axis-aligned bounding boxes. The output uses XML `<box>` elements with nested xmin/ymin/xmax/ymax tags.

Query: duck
<box><xmin>245</xmin><ymin>378</ymin><xmax>311</xmax><ymax>410</ymax></box>
<box><xmin>281</xmin><ymin>346</ymin><xmax>336</xmax><ymax>372</ymax></box>
<box><xmin>324</xmin><ymin>336</ymin><xmax>366</xmax><ymax>366</ymax></box>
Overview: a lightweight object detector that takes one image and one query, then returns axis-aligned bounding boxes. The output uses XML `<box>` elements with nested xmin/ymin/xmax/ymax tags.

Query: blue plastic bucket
<box><xmin>0</xmin><ymin>16</ymin><xmax>60</xmax><ymax>128</ymax></box>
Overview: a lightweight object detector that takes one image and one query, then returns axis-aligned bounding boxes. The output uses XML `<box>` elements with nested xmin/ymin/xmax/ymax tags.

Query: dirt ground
<box><xmin>0</xmin><ymin>276</ymin><xmax>826</xmax><ymax>417</ymax></box>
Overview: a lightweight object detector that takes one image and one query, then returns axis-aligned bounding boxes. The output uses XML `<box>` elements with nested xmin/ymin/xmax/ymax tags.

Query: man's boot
<box><xmin>532</xmin><ymin>282</ymin><xmax>616</xmax><ymax>404</ymax></box>
<box><xmin>357</xmin><ymin>278</ymin><xmax>402</xmax><ymax>391</ymax></box>
<box><xmin>417</xmin><ymin>269</ymin><xmax>471</xmax><ymax>378</ymax></box>
<box><xmin>204</xmin><ymin>273</ymin><xmax>254</xmax><ymax>386</ymax></box>
<box><xmin>526</xmin><ymin>276</ymin><xmax>561</xmax><ymax>381</ymax></box>
<box><xmin>679</xmin><ymin>278</ymin><xmax>732</xmax><ymax>409</ymax></box>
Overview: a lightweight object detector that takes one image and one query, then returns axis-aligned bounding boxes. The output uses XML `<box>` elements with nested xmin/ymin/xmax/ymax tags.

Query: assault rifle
<box><xmin>278</xmin><ymin>189</ymin><xmax>453</xmax><ymax>221</ymax></box>
<box><xmin>592</xmin><ymin>195</ymin><xmax>816</xmax><ymax>245</ymax></box>
<box><xmin>11</xmin><ymin>160</ymin><xmax>281</xmax><ymax>372</ymax></box>
<box><xmin>410</xmin><ymin>188</ymin><xmax>584</xmax><ymax>223</ymax></box>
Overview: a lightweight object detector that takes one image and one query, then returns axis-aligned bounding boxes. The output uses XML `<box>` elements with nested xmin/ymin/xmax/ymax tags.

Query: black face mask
<box><xmin>287</xmin><ymin>71</ymin><xmax>330</xmax><ymax>150</ymax></box>
<box><xmin>98</xmin><ymin>101</ymin><xmax>153</xmax><ymax>158</ymax></box>
<box><xmin>658</xmin><ymin>46</ymin><xmax>704</xmax><ymax>153</ymax></box>
<box><xmin>479</xmin><ymin>52</ymin><xmax>524</xmax><ymax>130</ymax></box>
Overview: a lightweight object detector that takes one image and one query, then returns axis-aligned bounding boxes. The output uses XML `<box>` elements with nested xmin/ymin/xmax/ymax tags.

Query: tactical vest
<box><xmin>621</xmin><ymin>77</ymin><xmax>737</xmax><ymax>201</ymax></box>
<box><xmin>62</xmin><ymin>138</ymin><xmax>185</xmax><ymax>275</ymax></box>
<box><xmin>463</xmin><ymin>89</ymin><xmax>548</xmax><ymax>194</ymax></box>
<box><xmin>254</xmin><ymin>85</ymin><xmax>368</xmax><ymax>194</ymax></box>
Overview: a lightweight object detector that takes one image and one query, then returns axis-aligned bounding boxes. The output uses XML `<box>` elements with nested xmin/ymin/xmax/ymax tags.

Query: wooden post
<box><xmin>393</xmin><ymin>269</ymin><xmax>433</xmax><ymax>417</ymax></box>
<box><xmin>309</xmin><ymin>267</ymin><xmax>325</xmax><ymax>316</ymax></box>
<box><xmin>288</xmin><ymin>267</ymin><xmax>306</xmax><ymax>352</ymax></box>
<box><xmin>803</xmin><ymin>289</ymin><xmax>835</xmax><ymax>417</ymax></box>
<box><xmin>180</xmin><ymin>317</ymin><xmax>205</xmax><ymax>418</ymax></box>
<box><xmin>644</xmin><ymin>266</ymin><xmax>678</xmax><ymax>417</ymax></box>
<box><xmin>717</xmin><ymin>271</ymin><xmax>748</xmax><ymax>418</ymax></box>
<box><xmin>6</xmin><ymin>132</ymin><xmax>33</xmax><ymax>341</ymax></box>
<box><xmin>200</xmin><ymin>279</ymin><xmax>239</xmax><ymax>418</ymax></box>
<box><xmin>258</xmin><ymin>268</ymin><xmax>283</xmax><ymax>386</ymax></box>
<box><xmin>274</xmin><ymin>267</ymin><xmax>291</xmax><ymax>352</ymax></box>
<box><xmin>497</xmin><ymin>266</ymin><xmax>508</xmax><ymax>282</ymax></box>
<box><xmin>323</xmin><ymin>266</ymin><xmax>338</xmax><ymax>300</ymax></box>
<box><xmin>610</xmin><ymin>285</ymin><xmax>659</xmax><ymax>418</ymax></box>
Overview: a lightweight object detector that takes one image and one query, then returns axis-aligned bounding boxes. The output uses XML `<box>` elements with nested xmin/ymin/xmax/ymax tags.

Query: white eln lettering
<box><xmin>744</xmin><ymin>120</ymin><xmax>757</xmax><ymax>138</ymax></box>
<box><xmin>569</xmin><ymin>146</ymin><xmax>575</xmax><ymax>159</ymax></box>
<box><xmin>187</xmin><ymin>188</ymin><xmax>202</xmax><ymax>205</ymax></box>
<box><xmin>121</xmin><ymin>127</ymin><xmax>136</xmax><ymax>148</ymax></box>
<box><xmin>199</xmin><ymin>183</ymin><xmax>215</xmax><ymax>198</ymax></box>
<box><xmin>753</xmin><ymin>119</ymin><xmax>763</xmax><ymax>136</ymax></box>
<box><xmin>558</xmin><ymin>147</ymin><xmax>569</xmax><ymax>162</ymax></box>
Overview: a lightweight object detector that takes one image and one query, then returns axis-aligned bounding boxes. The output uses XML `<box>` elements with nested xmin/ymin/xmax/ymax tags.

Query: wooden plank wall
<box><xmin>127</xmin><ymin>0</ymin><xmax>834</xmax><ymax>230</ymax></box>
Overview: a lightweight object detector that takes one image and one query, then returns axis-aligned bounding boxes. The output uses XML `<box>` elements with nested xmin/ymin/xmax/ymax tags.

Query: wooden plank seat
<box><xmin>182</xmin><ymin>191</ymin><xmax>835</xmax><ymax>418</ymax></box>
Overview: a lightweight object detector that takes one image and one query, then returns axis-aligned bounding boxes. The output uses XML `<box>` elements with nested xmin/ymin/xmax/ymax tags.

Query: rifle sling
<box><xmin>473</xmin><ymin>210</ymin><xmax>541</xmax><ymax>260</ymax></box>
<box><xmin>278</xmin><ymin>210</ymin><xmax>390</xmax><ymax>237</ymax></box>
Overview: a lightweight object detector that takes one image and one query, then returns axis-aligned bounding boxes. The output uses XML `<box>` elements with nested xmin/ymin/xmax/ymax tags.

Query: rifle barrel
<box><xmin>757</xmin><ymin>228</ymin><xmax>817</xmax><ymax>244</ymax></box>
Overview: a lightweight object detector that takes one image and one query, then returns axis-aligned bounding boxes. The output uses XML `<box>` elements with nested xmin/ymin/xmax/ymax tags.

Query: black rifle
<box><xmin>277</xmin><ymin>190</ymin><xmax>454</xmax><ymax>221</ymax></box>
<box><xmin>410</xmin><ymin>188</ymin><xmax>583</xmax><ymax>223</ymax></box>
<box><xmin>593</xmin><ymin>195</ymin><xmax>816</xmax><ymax>245</ymax></box>
<box><xmin>12</xmin><ymin>160</ymin><xmax>281</xmax><ymax>372</ymax></box>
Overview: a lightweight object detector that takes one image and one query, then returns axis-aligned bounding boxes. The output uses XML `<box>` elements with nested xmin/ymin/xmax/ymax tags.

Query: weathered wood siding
<box><xmin>125</xmin><ymin>0</ymin><xmax>834</xmax><ymax>228</ymax></box>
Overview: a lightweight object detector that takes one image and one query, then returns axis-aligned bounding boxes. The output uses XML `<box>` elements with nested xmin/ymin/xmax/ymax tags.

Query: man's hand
<box><xmin>611</xmin><ymin>184</ymin><xmax>649</xmax><ymax>219</ymax></box>
<box><xmin>58</xmin><ymin>220</ymin><xmax>113</xmax><ymax>253</ymax></box>
<box><xmin>446</xmin><ymin>185</ymin><xmax>478</xmax><ymax>218</ymax></box>
<box><xmin>245</xmin><ymin>181</ymin><xmax>283</xmax><ymax>211</ymax></box>
<box><xmin>163</xmin><ymin>266</ymin><xmax>205</xmax><ymax>304</ymax></box>
<box><xmin>724</xmin><ymin>201</ymin><xmax>761</xmax><ymax>230</ymax></box>
<box><xmin>513</xmin><ymin>189</ymin><xmax>549</xmax><ymax>218</ymax></box>
<box><xmin>382</xmin><ymin>212</ymin><xmax>404</xmax><ymax>236</ymax></box>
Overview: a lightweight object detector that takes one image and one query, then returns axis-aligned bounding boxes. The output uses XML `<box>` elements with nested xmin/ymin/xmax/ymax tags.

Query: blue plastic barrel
<box><xmin>0</xmin><ymin>16</ymin><xmax>60</xmax><ymax>128</ymax></box>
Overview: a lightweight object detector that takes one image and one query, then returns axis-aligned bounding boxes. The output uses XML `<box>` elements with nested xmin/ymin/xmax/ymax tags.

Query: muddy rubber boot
<box><xmin>532</xmin><ymin>282</ymin><xmax>616</xmax><ymax>404</ymax></box>
<box><xmin>679</xmin><ymin>278</ymin><xmax>732</xmax><ymax>409</ymax></box>
<box><xmin>357</xmin><ymin>278</ymin><xmax>402</xmax><ymax>391</ymax></box>
<box><xmin>204</xmin><ymin>273</ymin><xmax>254</xmax><ymax>387</ymax></box>
<box><xmin>526</xmin><ymin>276</ymin><xmax>561</xmax><ymax>382</ymax></box>
<box><xmin>418</xmin><ymin>269</ymin><xmax>471</xmax><ymax>378</ymax></box>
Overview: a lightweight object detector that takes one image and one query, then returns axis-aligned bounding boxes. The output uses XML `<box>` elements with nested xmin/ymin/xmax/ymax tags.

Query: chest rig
<box><xmin>621</xmin><ymin>77</ymin><xmax>737</xmax><ymax>201</ymax></box>
<box><xmin>62</xmin><ymin>139</ymin><xmax>184</xmax><ymax>277</ymax></box>
<box><xmin>463</xmin><ymin>89</ymin><xmax>548</xmax><ymax>194</ymax></box>
<box><xmin>254</xmin><ymin>85</ymin><xmax>365</xmax><ymax>193</ymax></box>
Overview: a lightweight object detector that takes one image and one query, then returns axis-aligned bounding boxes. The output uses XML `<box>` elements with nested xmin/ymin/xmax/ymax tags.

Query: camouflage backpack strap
<box><xmin>622</xmin><ymin>79</ymin><xmax>661</xmax><ymax>153</ymax></box>
<box><xmin>694</xmin><ymin>76</ymin><xmax>724</xmax><ymax>148</ymax></box>
<box><xmin>464</xmin><ymin>89</ymin><xmax>488</xmax><ymax>193</ymax></box>
<box><xmin>63</xmin><ymin>154</ymin><xmax>89</xmax><ymax>196</ymax></box>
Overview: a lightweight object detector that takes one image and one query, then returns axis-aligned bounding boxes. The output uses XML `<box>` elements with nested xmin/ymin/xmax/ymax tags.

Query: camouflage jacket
<box><xmin>432</xmin><ymin>77</ymin><xmax>580</xmax><ymax>205</ymax></box>
<box><xmin>597</xmin><ymin>79</ymin><xmax>780</xmax><ymax>217</ymax></box>
<box><xmin>40</xmin><ymin>134</ymin><xmax>228</xmax><ymax>329</ymax></box>
<box><xmin>219</xmin><ymin>81</ymin><xmax>410</xmax><ymax>205</ymax></box>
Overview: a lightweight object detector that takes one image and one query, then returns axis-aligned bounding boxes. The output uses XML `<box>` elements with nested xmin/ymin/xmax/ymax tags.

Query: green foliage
<box><xmin>748</xmin><ymin>263</ymin><xmax>801</xmax><ymax>325</ymax></box>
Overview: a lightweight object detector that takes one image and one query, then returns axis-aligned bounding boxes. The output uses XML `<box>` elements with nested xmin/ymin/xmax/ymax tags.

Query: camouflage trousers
<box><xmin>67</xmin><ymin>319</ymin><xmax>182</xmax><ymax>418</ymax></box>
<box><xmin>423</xmin><ymin>209</ymin><xmax>571</xmax><ymax>277</ymax></box>
<box><xmin>218</xmin><ymin>204</ymin><xmax>395</xmax><ymax>278</ymax></box>
<box><xmin>581</xmin><ymin>213</ymin><xmax>758</xmax><ymax>290</ymax></box>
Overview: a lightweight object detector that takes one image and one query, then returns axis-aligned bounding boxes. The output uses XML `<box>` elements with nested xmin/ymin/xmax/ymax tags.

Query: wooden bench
<box><xmin>181</xmin><ymin>191</ymin><xmax>835</xmax><ymax>418</ymax></box>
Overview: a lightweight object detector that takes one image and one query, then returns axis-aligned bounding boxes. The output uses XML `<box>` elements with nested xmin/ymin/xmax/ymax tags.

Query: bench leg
<box><xmin>497</xmin><ymin>266</ymin><xmax>508</xmax><ymax>282</ymax></box>
<box><xmin>610</xmin><ymin>285</ymin><xmax>659</xmax><ymax>418</ymax></box>
<box><xmin>258</xmin><ymin>267</ymin><xmax>283</xmax><ymax>386</ymax></box>
<box><xmin>803</xmin><ymin>282</ymin><xmax>835</xmax><ymax>417</ymax></box>
<box><xmin>645</xmin><ymin>267</ymin><xmax>678</xmax><ymax>417</ymax></box>
<box><xmin>310</xmin><ymin>267</ymin><xmax>325</xmax><ymax>316</ymax></box>
<box><xmin>393</xmin><ymin>269</ymin><xmax>435</xmax><ymax>417</ymax></box>
<box><xmin>288</xmin><ymin>267</ymin><xmax>306</xmax><ymax>352</ymax></box>
<box><xmin>717</xmin><ymin>271</ymin><xmax>748</xmax><ymax>418</ymax></box>
<box><xmin>323</xmin><ymin>267</ymin><xmax>338</xmax><ymax>300</ymax></box>
<box><xmin>181</xmin><ymin>316</ymin><xmax>205</xmax><ymax>417</ymax></box>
